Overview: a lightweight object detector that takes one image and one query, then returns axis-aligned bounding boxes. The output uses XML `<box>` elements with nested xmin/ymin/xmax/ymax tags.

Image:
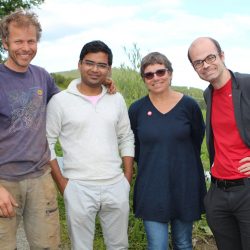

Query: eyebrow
<box><xmin>84</xmin><ymin>59</ymin><xmax>108</xmax><ymax>65</ymax></box>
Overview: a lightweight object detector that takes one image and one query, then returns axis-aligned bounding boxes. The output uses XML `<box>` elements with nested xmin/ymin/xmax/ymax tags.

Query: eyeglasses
<box><xmin>192</xmin><ymin>54</ymin><xmax>218</xmax><ymax>69</ymax></box>
<box><xmin>143</xmin><ymin>68</ymin><xmax>168</xmax><ymax>80</ymax></box>
<box><xmin>82</xmin><ymin>60</ymin><xmax>109</xmax><ymax>70</ymax></box>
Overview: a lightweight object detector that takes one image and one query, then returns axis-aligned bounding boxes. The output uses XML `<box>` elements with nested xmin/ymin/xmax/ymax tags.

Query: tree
<box><xmin>122</xmin><ymin>43</ymin><xmax>142</xmax><ymax>71</ymax></box>
<box><xmin>0</xmin><ymin>0</ymin><xmax>45</xmax><ymax>61</ymax></box>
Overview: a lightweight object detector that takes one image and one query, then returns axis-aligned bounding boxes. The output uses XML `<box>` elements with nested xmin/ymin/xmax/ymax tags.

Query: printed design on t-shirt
<box><xmin>8</xmin><ymin>87</ymin><xmax>45</xmax><ymax>133</ymax></box>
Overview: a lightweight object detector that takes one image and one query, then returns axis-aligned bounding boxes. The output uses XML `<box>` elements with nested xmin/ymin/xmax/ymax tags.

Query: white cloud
<box><xmin>32</xmin><ymin>0</ymin><xmax>250</xmax><ymax>90</ymax></box>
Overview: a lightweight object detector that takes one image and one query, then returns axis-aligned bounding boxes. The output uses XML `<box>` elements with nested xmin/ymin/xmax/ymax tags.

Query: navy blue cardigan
<box><xmin>129</xmin><ymin>95</ymin><xmax>207</xmax><ymax>222</ymax></box>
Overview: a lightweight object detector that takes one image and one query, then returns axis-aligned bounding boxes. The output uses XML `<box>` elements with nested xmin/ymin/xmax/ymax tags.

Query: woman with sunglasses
<box><xmin>128</xmin><ymin>52</ymin><xmax>207</xmax><ymax>250</ymax></box>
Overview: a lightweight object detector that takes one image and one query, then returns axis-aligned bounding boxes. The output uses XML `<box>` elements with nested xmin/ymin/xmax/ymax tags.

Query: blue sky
<box><xmin>32</xmin><ymin>0</ymin><xmax>250</xmax><ymax>89</ymax></box>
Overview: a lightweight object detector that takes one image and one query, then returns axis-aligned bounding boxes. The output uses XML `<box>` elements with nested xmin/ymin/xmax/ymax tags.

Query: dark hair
<box><xmin>140</xmin><ymin>52</ymin><xmax>173</xmax><ymax>78</ymax></box>
<box><xmin>0</xmin><ymin>9</ymin><xmax>42</xmax><ymax>42</ymax></box>
<box><xmin>79</xmin><ymin>40</ymin><xmax>113</xmax><ymax>66</ymax></box>
<box><xmin>187</xmin><ymin>37</ymin><xmax>222</xmax><ymax>63</ymax></box>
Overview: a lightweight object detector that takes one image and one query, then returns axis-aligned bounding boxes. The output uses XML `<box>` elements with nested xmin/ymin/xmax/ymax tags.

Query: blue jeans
<box><xmin>143</xmin><ymin>219</ymin><xmax>193</xmax><ymax>250</ymax></box>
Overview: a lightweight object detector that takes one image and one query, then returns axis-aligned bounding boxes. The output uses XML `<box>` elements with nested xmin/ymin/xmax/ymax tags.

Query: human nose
<box><xmin>88</xmin><ymin>63</ymin><xmax>101</xmax><ymax>71</ymax></box>
<box><xmin>152</xmin><ymin>73</ymin><xmax>161</xmax><ymax>80</ymax></box>
<box><xmin>21</xmin><ymin>42</ymin><xmax>30</xmax><ymax>51</ymax></box>
<box><xmin>91</xmin><ymin>64</ymin><xmax>99</xmax><ymax>71</ymax></box>
<box><xmin>203</xmin><ymin>61</ymin><xmax>210</xmax><ymax>68</ymax></box>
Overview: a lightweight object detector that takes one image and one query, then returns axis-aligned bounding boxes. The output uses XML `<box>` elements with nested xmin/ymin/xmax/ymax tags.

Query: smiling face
<box><xmin>143</xmin><ymin>63</ymin><xmax>172</xmax><ymax>94</ymax></box>
<box><xmin>188</xmin><ymin>38</ymin><xmax>228</xmax><ymax>88</ymax></box>
<box><xmin>78</xmin><ymin>52</ymin><xmax>111</xmax><ymax>94</ymax></box>
<box><xmin>3</xmin><ymin>22</ymin><xmax>38</xmax><ymax>72</ymax></box>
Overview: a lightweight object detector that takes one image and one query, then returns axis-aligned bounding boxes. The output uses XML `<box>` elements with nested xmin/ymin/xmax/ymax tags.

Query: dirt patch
<box><xmin>193</xmin><ymin>236</ymin><xmax>217</xmax><ymax>250</ymax></box>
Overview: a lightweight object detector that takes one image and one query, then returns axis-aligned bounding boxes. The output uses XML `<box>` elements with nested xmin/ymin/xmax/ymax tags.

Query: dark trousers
<box><xmin>204</xmin><ymin>181</ymin><xmax>250</xmax><ymax>250</ymax></box>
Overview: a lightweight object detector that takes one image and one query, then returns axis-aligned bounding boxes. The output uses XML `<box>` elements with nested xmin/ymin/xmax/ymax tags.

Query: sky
<box><xmin>32</xmin><ymin>0</ymin><xmax>250</xmax><ymax>90</ymax></box>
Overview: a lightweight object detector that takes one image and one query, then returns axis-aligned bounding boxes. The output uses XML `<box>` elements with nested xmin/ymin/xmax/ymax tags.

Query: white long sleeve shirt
<box><xmin>46</xmin><ymin>79</ymin><xmax>134</xmax><ymax>184</ymax></box>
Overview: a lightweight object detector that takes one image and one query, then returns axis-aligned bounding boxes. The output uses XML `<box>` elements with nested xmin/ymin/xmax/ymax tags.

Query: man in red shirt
<box><xmin>188</xmin><ymin>37</ymin><xmax>250</xmax><ymax>250</ymax></box>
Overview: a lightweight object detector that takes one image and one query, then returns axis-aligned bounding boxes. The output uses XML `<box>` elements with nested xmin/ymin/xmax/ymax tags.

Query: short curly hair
<box><xmin>0</xmin><ymin>9</ymin><xmax>42</xmax><ymax>42</ymax></box>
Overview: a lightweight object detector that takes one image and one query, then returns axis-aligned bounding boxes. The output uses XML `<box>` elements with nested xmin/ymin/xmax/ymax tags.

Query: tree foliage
<box><xmin>0</xmin><ymin>0</ymin><xmax>45</xmax><ymax>61</ymax></box>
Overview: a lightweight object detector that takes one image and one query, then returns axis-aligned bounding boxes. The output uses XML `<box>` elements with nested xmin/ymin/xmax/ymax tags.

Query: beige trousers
<box><xmin>64</xmin><ymin>176</ymin><xmax>130</xmax><ymax>250</ymax></box>
<box><xmin>0</xmin><ymin>167</ymin><xmax>61</xmax><ymax>250</ymax></box>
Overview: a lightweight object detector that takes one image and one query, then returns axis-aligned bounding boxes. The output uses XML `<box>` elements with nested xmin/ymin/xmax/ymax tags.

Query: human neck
<box><xmin>149</xmin><ymin>89</ymin><xmax>183</xmax><ymax>114</ymax></box>
<box><xmin>211</xmin><ymin>69</ymin><xmax>231</xmax><ymax>90</ymax></box>
<box><xmin>149</xmin><ymin>88</ymin><xmax>173</xmax><ymax>101</ymax></box>
<box><xmin>77</xmin><ymin>83</ymin><xmax>102</xmax><ymax>96</ymax></box>
<box><xmin>4</xmin><ymin>60</ymin><xmax>28</xmax><ymax>73</ymax></box>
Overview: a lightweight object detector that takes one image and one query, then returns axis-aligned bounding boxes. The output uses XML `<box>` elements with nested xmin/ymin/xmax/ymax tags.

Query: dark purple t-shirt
<box><xmin>0</xmin><ymin>64</ymin><xmax>59</xmax><ymax>181</ymax></box>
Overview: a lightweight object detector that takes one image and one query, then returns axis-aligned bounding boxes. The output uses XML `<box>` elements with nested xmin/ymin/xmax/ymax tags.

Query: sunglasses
<box><xmin>143</xmin><ymin>68</ymin><xmax>168</xmax><ymax>80</ymax></box>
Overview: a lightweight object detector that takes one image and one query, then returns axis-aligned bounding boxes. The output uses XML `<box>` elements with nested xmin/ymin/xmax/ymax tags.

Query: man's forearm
<box><xmin>49</xmin><ymin>159</ymin><xmax>68</xmax><ymax>195</ymax></box>
<box><xmin>122</xmin><ymin>156</ymin><xmax>134</xmax><ymax>184</ymax></box>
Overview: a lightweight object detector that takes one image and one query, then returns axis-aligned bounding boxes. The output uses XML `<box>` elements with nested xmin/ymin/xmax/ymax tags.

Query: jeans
<box><xmin>143</xmin><ymin>219</ymin><xmax>193</xmax><ymax>250</ymax></box>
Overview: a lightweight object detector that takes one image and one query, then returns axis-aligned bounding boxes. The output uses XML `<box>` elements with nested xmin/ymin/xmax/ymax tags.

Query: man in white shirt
<box><xmin>46</xmin><ymin>40</ymin><xmax>134</xmax><ymax>250</ymax></box>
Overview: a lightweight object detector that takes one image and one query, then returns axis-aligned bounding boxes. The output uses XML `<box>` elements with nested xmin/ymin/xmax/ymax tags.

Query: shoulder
<box><xmin>233</xmin><ymin>71</ymin><xmax>250</xmax><ymax>80</ymax></box>
<box><xmin>112</xmin><ymin>91</ymin><xmax>124</xmax><ymax>100</ymax></box>
<box><xmin>48</xmin><ymin>90</ymin><xmax>67</xmax><ymax>105</ymax></box>
<box><xmin>104</xmin><ymin>91</ymin><xmax>127</xmax><ymax>105</ymax></box>
<box><xmin>129</xmin><ymin>96</ymin><xmax>148</xmax><ymax>112</ymax></box>
<box><xmin>182</xmin><ymin>95</ymin><xmax>200</xmax><ymax>108</ymax></box>
<box><xmin>29</xmin><ymin>65</ymin><xmax>56</xmax><ymax>91</ymax></box>
<box><xmin>179</xmin><ymin>96</ymin><xmax>203</xmax><ymax>119</ymax></box>
<box><xmin>29</xmin><ymin>64</ymin><xmax>51</xmax><ymax>76</ymax></box>
<box><xmin>232</xmin><ymin>71</ymin><xmax>250</xmax><ymax>90</ymax></box>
